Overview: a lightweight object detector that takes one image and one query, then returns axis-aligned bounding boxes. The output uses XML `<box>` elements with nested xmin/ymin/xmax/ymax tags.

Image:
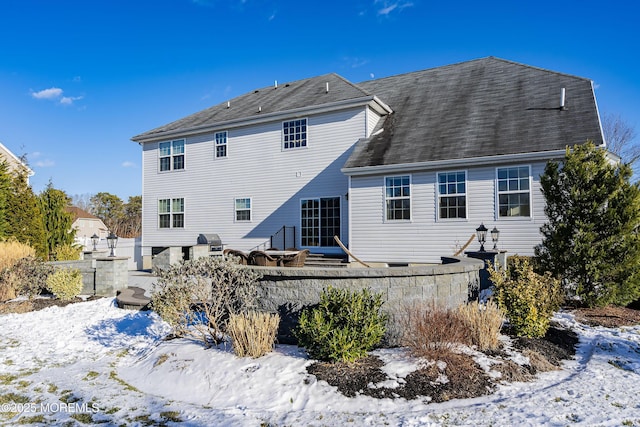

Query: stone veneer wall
<box><xmin>50</xmin><ymin>255</ymin><xmax>129</xmax><ymax>296</ymax></box>
<box><xmin>251</xmin><ymin>256</ymin><xmax>482</xmax><ymax>344</ymax></box>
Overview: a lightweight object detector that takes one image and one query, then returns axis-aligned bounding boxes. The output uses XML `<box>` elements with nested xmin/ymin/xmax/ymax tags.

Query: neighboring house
<box><xmin>132</xmin><ymin>57</ymin><xmax>605</xmax><ymax>266</ymax></box>
<box><xmin>0</xmin><ymin>142</ymin><xmax>33</xmax><ymax>184</ymax></box>
<box><xmin>66</xmin><ymin>206</ymin><xmax>108</xmax><ymax>249</ymax></box>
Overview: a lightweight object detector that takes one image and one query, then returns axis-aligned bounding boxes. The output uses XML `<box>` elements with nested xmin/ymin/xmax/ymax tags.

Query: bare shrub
<box><xmin>228</xmin><ymin>311</ymin><xmax>280</xmax><ymax>358</ymax></box>
<box><xmin>0</xmin><ymin>254</ymin><xmax>53</xmax><ymax>302</ymax></box>
<box><xmin>399</xmin><ymin>302</ymin><xmax>470</xmax><ymax>359</ymax></box>
<box><xmin>151</xmin><ymin>256</ymin><xmax>262</xmax><ymax>347</ymax></box>
<box><xmin>457</xmin><ymin>300</ymin><xmax>504</xmax><ymax>352</ymax></box>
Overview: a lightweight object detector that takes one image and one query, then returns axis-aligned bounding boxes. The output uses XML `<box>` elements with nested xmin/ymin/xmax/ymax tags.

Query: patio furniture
<box><xmin>249</xmin><ymin>250</ymin><xmax>279</xmax><ymax>266</ymax></box>
<box><xmin>280</xmin><ymin>249</ymin><xmax>310</xmax><ymax>268</ymax></box>
<box><xmin>223</xmin><ymin>249</ymin><xmax>250</xmax><ymax>265</ymax></box>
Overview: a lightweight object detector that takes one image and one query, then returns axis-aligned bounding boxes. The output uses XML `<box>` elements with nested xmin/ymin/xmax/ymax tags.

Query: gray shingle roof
<box><xmin>344</xmin><ymin>57</ymin><xmax>603</xmax><ymax>169</ymax></box>
<box><xmin>132</xmin><ymin>73</ymin><xmax>372</xmax><ymax>142</ymax></box>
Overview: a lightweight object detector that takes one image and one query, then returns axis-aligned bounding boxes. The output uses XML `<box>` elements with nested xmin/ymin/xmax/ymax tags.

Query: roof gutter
<box><xmin>341</xmin><ymin>149</ymin><xmax>570</xmax><ymax>176</ymax></box>
<box><xmin>132</xmin><ymin>96</ymin><xmax>393</xmax><ymax>144</ymax></box>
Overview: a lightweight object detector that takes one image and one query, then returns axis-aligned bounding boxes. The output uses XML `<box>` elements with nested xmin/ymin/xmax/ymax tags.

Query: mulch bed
<box><xmin>307</xmin><ymin>305</ymin><xmax>638</xmax><ymax>402</ymax></box>
<box><xmin>0</xmin><ymin>295</ymin><xmax>104</xmax><ymax>315</ymax></box>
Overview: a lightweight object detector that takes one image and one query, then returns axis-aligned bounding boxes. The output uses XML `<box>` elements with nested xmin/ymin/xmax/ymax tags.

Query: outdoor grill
<box><xmin>197</xmin><ymin>233</ymin><xmax>223</xmax><ymax>252</ymax></box>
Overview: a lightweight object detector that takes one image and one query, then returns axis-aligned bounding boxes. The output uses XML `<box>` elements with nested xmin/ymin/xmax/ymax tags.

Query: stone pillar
<box><xmin>82</xmin><ymin>250</ymin><xmax>108</xmax><ymax>261</ymax></box>
<box><xmin>95</xmin><ymin>257</ymin><xmax>129</xmax><ymax>296</ymax></box>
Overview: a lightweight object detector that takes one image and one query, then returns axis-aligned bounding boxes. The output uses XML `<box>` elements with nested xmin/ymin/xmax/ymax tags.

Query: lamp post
<box><xmin>90</xmin><ymin>233</ymin><xmax>99</xmax><ymax>251</ymax></box>
<box><xmin>491</xmin><ymin>226</ymin><xmax>500</xmax><ymax>250</ymax></box>
<box><xmin>476</xmin><ymin>223</ymin><xmax>488</xmax><ymax>252</ymax></box>
<box><xmin>106</xmin><ymin>231</ymin><xmax>118</xmax><ymax>257</ymax></box>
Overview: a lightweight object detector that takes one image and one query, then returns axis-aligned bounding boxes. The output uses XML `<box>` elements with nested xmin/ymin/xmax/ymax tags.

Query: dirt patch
<box><xmin>0</xmin><ymin>295</ymin><xmax>104</xmax><ymax>315</ymax></box>
<box><xmin>572</xmin><ymin>305</ymin><xmax>640</xmax><ymax>328</ymax></box>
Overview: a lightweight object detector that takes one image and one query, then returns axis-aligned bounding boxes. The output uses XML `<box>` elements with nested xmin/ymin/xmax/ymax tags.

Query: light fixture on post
<box><xmin>106</xmin><ymin>231</ymin><xmax>118</xmax><ymax>257</ymax></box>
<box><xmin>476</xmin><ymin>223</ymin><xmax>488</xmax><ymax>252</ymax></box>
<box><xmin>491</xmin><ymin>226</ymin><xmax>500</xmax><ymax>250</ymax></box>
<box><xmin>90</xmin><ymin>233</ymin><xmax>100</xmax><ymax>251</ymax></box>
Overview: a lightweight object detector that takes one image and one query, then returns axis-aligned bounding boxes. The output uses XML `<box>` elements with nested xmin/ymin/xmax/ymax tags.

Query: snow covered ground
<box><xmin>1</xmin><ymin>297</ymin><xmax>639</xmax><ymax>426</ymax></box>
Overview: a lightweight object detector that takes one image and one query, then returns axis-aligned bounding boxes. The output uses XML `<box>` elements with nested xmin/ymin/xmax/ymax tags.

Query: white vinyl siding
<box><xmin>141</xmin><ymin>107</ymin><xmax>365</xmax><ymax>252</ymax></box>
<box><xmin>348</xmin><ymin>162</ymin><xmax>549</xmax><ymax>264</ymax></box>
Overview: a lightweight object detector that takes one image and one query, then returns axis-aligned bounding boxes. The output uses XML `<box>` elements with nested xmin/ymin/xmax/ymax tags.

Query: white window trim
<box><xmin>158</xmin><ymin>139</ymin><xmax>186</xmax><ymax>172</ymax></box>
<box><xmin>157</xmin><ymin>197</ymin><xmax>185</xmax><ymax>229</ymax></box>
<box><xmin>234</xmin><ymin>197</ymin><xmax>252</xmax><ymax>222</ymax></box>
<box><xmin>495</xmin><ymin>165</ymin><xmax>533</xmax><ymax>220</ymax></box>
<box><xmin>282</xmin><ymin>118</ymin><xmax>309</xmax><ymax>151</ymax></box>
<box><xmin>383</xmin><ymin>174</ymin><xmax>412</xmax><ymax>222</ymax></box>
<box><xmin>214</xmin><ymin>131</ymin><xmax>228</xmax><ymax>159</ymax></box>
<box><xmin>436</xmin><ymin>170</ymin><xmax>469</xmax><ymax>222</ymax></box>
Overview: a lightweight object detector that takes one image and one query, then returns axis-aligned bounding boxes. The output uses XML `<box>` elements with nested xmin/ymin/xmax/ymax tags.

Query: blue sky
<box><xmin>1</xmin><ymin>0</ymin><xmax>638</xmax><ymax>201</ymax></box>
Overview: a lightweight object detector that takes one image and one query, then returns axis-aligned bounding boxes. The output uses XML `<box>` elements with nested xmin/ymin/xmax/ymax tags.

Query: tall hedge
<box><xmin>535</xmin><ymin>142</ymin><xmax>640</xmax><ymax>307</ymax></box>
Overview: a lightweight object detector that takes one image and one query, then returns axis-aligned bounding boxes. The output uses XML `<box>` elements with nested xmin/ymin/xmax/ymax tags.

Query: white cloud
<box><xmin>60</xmin><ymin>95</ymin><xmax>84</xmax><ymax>105</ymax></box>
<box><xmin>121</xmin><ymin>161</ymin><xmax>136</xmax><ymax>168</ymax></box>
<box><xmin>31</xmin><ymin>87</ymin><xmax>83</xmax><ymax>106</ymax></box>
<box><xmin>31</xmin><ymin>87</ymin><xmax>63</xmax><ymax>100</ymax></box>
<box><xmin>375</xmin><ymin>1</ymin><xmax>414</xmax><ymax>16</ymax></box>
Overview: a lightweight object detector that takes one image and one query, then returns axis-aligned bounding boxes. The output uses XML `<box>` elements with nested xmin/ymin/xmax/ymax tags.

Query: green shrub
<box><xmin>46</xmin><ymin>268</ymin><xmax>83</xmax><ymax>301</ymax></box>
<box><xmin>489</xmin><ymin>256</ymin><xmax>563</xmax><ymax>338</ymax></box>
<box><xmin>295</xmin><ymin>286</ymin><xmax>388</xmax><ymax>363</ymax></box>
<box><xmin>51</xmin><ymin>243</ymin><xmax>82</xmax><ymax>261</ymax></box>
<box><xmin>151</xmin><ymin>256</ymin><xmax>262</xmax><ymax>346</ymax></box>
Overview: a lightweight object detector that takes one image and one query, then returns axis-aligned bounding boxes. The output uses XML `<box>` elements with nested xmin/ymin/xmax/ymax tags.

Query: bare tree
<box><xmin>602</xmin><ymin>113</ymin><xmax>638</xmax><ymax>164</ymax></box>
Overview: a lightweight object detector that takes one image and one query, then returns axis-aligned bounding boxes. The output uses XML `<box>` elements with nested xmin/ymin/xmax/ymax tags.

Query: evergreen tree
<box><xmin>38</xmin><ymin>181</ymin><xmax>76</xmax><ymax>259</ymax></box>
<box><xmin>535</xmin><ymin>141</ymin><xmax>640</xmax><ymax>307</ymax></box>
<box><xmin>5</xmin><ymin>171</ymin><xmax>48</xmax><ymax>258</ymax></box>
<box><xmin>0</xmin><ymin>160</ymin><xmax>11</xmax><ymax>239</ymax></box>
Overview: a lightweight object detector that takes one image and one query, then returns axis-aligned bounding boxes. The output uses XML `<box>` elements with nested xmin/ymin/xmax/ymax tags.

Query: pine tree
<box><xmin>38</xmin><ymin>181</ymin><xmax>76</xmax><ymax>259</ymax></box>
<box><xmin>5</xmin><ymin>171</ymin><xmax>48</xmax><ymax>259</ymax></box>
<box><xmin>535</xmin><ymin>141</ymin><xmax>640</xmax><ymax>307</ymax></box>
<box><xmin>0</xmin><ymin>160</ymin><xmax>11</xmax><ymax>239</ymax></box>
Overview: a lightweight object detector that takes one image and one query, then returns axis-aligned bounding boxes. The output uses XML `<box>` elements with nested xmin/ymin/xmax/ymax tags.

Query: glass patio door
<box><xmin>301</xmin><ymin>197</ymin><xmax>340</xmax><ymax>247</ymax></box>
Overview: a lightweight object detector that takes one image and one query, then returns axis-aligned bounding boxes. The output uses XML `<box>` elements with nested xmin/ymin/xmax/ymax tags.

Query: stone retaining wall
<box><xmin>49</xmin><ymin>256</ymin><xmax>129</xmax><ymax>296</ymax></box>
<box><xmin>251</xmin><ymin>256</ymin><xmax>482</xmax><ymax>344</ymax></box>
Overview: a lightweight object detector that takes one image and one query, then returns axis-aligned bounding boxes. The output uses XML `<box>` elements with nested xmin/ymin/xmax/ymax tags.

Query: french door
<box><xmin>300</xmin><ymin>197</ymin><xmax>340</xmax><ymax>247</ymax></box>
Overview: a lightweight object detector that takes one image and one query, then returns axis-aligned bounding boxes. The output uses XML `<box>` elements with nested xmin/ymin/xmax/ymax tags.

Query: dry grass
<box><xmin>457</xmin><ymin>301</ymin><xmax>504</xmax><ymax>352</ymax></box>
<box><xmin>227</xmin><ymin>311</ymin><xmax>280</xmax><ymax>358</ymax></box>
<box><xmin>0</xmin><ymin>240</ymin><xmax>35</xmax><ymax>271</ymax></box>
<box><xmin>399</xmin><ymin>302</ymin><xmax>470</xmax><ymax>359</ymax></box>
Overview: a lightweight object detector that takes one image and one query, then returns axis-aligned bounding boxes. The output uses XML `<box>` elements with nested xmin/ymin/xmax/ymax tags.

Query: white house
<box><xmin>132</xmin><ymin>57</ymin><xmax>605</xmax><ymax>267</ymax></box>
<box><xmin>0</xmin><ymin>142</ymin><xmax>33</xmax><ymax>184</ymax></box>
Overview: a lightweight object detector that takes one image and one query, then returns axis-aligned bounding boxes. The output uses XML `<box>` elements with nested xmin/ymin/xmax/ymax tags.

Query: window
<box><xmin>301</xmin><ymin>197</ymin><xmax>340</xmax><ymax>247</ymax></box>
<box><xmin>283</xmin><ymin>119</ymin><xmax>307</xmax><ymax>149</ymax></box>
<box><xmin>215</xmin><ymin>131</ymin><xmax>227</xmax><ymax>158</ymax></box>
<box><xmin>497</xmin><ymin>166</ymin><xmax>530</xmax><ymax>217</ymax></box>
<box><xmin>159</xmin><ymin>140</ymin><xmax>185</xmax><ymax>171</ymax></box>
<box><xmin>438</xmin><ymin>171</ymin><xmax>467</xmax><ymax>219</ymax></box>
<box><xmin>385</xmin><ymin>176</ymin><xmax>411</xmax><ymax>220</ymax></box>
<box><xmin>235</xmin><ymin>198</ymin><xmax>251</xmax><ymax>221</ymax></box>
<box><xmin>158</xmin><ymin>198</ymin><xmax>185</xmax><ymax>228</ymax></box>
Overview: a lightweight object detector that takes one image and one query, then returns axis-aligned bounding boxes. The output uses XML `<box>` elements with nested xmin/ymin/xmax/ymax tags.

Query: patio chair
<box><xmin>280</xmin><ymin>249</ymin><xmax>309</xmax><ymax>268</ymax></box>
<box><xmin>249</xmin><ymin>250</ymin><xmax>278</xmax><ymax>267</ymax></box>
<box><xmin>223</xmin><ymin>249</ymin><xmax>249</xmax><ymax>265</ymax></box>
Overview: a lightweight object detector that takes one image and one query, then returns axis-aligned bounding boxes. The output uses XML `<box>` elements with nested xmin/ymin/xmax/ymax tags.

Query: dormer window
<box><xmin>283</xmin><ymin>119</ymin><xmax>307</xmax><ymax>149</ymax></box>
<box><xmin>159</xmin><ymin>139</ymin><xmax>185</xmax><ymax>171</ymax></box>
